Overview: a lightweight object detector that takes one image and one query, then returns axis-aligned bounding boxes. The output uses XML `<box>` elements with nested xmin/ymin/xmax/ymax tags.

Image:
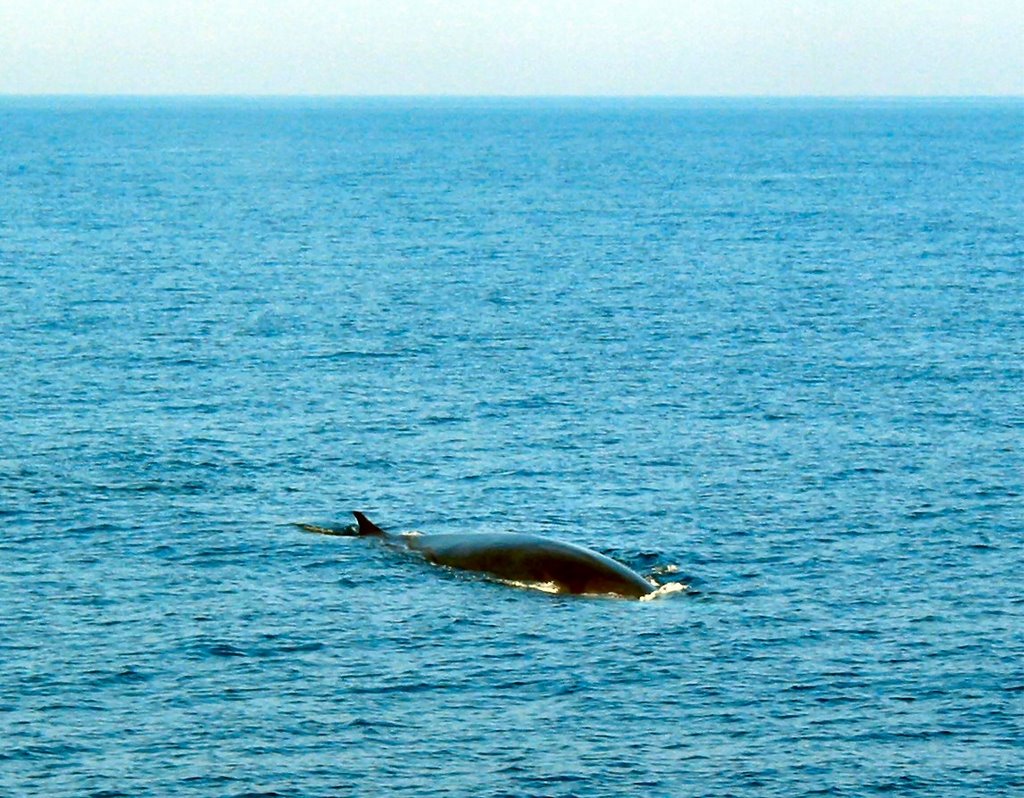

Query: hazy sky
<box><xmin>2</xmin><ymin>1</ymin><xmax>1021</xmax><ymax>96</ymax></box>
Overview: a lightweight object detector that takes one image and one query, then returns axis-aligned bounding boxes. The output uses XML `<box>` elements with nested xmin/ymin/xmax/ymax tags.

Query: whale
<box><xmin>298</xmin><ymin>511</ymin><xmax>658</xmax><ymax>599</ymax></box>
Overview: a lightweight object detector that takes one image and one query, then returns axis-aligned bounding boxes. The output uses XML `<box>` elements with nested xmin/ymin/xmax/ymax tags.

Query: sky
<box><xmin>1</xmin><ymin>0</ymin><xmax>1021</xmax><ymax>96</ymax></box>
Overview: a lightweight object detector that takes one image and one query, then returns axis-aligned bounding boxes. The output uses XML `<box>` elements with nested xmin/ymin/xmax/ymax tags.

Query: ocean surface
<box><xmin>1</xmin><ymin>97</ymin><xmax>1022</xmax><ymax>797</ymax></box>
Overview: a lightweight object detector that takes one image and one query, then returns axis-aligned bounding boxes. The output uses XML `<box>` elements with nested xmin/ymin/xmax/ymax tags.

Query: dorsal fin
<box><xmin>352</xmin><ymin>511</ymin><xmax>385</xmax><ymax>536</ymax></box>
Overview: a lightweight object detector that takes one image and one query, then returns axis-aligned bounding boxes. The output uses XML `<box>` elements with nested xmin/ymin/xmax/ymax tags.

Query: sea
<box><xmin>1</xmin><ymin>97</ymin><xmax>1022</xmax><ymax>797</ymax></box>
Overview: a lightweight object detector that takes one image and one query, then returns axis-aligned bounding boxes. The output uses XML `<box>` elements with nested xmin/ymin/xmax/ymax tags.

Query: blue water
<box><xmin>1</xmin><ymin>97</ymin><xmax>1022</xmax><ymax>797</ymax></box>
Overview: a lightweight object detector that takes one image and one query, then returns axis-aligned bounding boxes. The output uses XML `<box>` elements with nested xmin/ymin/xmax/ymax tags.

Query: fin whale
<box><xmin>298</xmin><ymin>511</ymin><xmax>657</xmax><ymax>599</ymax></box>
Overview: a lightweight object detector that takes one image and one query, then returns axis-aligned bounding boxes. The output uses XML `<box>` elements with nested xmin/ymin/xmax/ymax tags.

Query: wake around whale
<box><xmin>297</xmin><ymin>511</ymin><xmax>672</xmax><ymax>599</ymax></box>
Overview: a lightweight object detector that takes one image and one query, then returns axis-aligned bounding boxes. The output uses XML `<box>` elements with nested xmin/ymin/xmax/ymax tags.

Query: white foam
<box><xmin>498</xmin><ymin>579</ymin><xmax>563</xmax><ymax>594</ymax></box>
<box><xmin>640</xmin><ymin>581</ymin><xmax>688</xmax><ymax>601</ymax></box>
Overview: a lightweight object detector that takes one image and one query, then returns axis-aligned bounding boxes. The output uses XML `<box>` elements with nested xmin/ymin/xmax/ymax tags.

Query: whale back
<box><xmin>406</xmin><ymin>532</ymin><xmax>655</xmax><ymax>598</ymax></box>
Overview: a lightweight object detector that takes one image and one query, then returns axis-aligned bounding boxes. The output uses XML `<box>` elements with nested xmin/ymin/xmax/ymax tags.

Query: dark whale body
<box><xmin>406</xmin><ymin>531</ymin><xmax>655</xmax><ymax>597</ymax></box>
<box><xmin>301</xmin><ymin>511</ymin><xmax>656</xmax><ymax>599</ymax></box>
